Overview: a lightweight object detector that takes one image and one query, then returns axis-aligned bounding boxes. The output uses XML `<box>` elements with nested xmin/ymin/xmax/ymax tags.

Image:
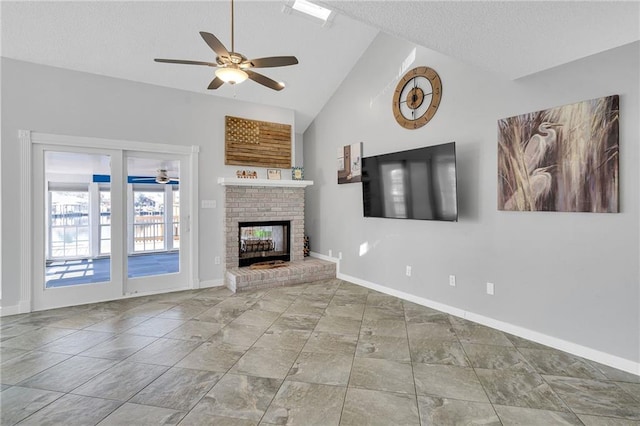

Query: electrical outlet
<box><xmin>338</xmin><ymin>252</ymin><xmax>343</xmax><ymax>260</ymax></box>
<box><xmin>214</xmin><ymin>256</ymin><xmax>220</xmax><ymax>265</ymax></box>
<box><xmin>201</xmin><ymin>200</ymin><xmax>216</xmax><ymax>209</ymax></box>
<box><xmin>487</xmin><ymin>282</ymin><xmax>495</xmax><ymax>295</ymax></box>
<box><xmin>406</xmin><ymin>265</ymin><xmax>412</xmax><ymax>277</ymax></box>
<box><xmin>328</xmin><ymin>249</ymin><xmax>333</xmax><ymax>258</ymax></box>
<box><xmin>449</xmin><ymin>275</ymin><xmax>456</xmax><ymax>287</ymax></box>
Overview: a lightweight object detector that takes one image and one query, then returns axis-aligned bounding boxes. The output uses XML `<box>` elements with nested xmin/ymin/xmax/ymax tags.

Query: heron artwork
<box><xmin>498</xmin><ymin>95</ymin><xmax>619</xmax><ymax>213</ymax></box>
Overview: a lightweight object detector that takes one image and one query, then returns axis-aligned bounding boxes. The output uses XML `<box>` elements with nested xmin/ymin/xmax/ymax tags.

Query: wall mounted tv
<box><xmin>362</xmin><ymin>142</ymin><xmax>458</xmax><ymax>222</ymax></box>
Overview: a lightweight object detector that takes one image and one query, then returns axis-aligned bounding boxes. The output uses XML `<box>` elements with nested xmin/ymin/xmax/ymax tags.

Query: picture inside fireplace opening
<box><xmin>238</xmin><ymin>221</ymin><xmax>290</xmax><ymax>266</ymax></box>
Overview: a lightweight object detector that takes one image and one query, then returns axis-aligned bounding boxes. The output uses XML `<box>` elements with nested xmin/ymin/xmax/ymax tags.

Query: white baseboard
<box><xmin>0</xmin><ymin>304</ymin><xmax>22</xmax><ymax>317</ymax></box>
<box><xmin>335</xmin><ymin>270</ymin><xmax>640</xmax><ymax>377</ymax></box>
<box><xmin>0</xmin><ymin>299</ymin><xmax>31</xmax><ymax>317</ymax></box>
<box><xmin>309</xmin><ymin>251</ymin><xmax>338</xmax><ymax>264</ymax></box>
<box><xmin>199</xmin><ymin>279</ymin><xmax>225</xmax><ymax>289</ymax></box>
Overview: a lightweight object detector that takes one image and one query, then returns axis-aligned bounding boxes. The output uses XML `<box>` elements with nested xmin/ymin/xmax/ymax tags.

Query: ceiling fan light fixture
<box><xmin>215</xmin><ymin>66</ymin><xmax>248</xmax><ymax>84</ymax></box>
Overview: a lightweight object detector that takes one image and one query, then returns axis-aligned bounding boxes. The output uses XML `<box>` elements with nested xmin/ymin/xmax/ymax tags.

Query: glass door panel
<box><xmin>125</xmin><ymin>154</ymin><xmax>189</xmax><ymax>294</ymax></box>
<box><xmin>33</xmin><ymin>146</ymin><xmax>124</xmax><ymax>311</ymax></box>
<box><xmin>45</xmin><ymin>152</ymin><xmax>111</xmax><ymax>288</ymax></box>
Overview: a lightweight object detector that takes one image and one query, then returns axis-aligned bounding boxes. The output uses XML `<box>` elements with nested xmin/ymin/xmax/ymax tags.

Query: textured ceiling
<box><xmin>2</xmin><ymin>1</ymin><xmax>639</xmax><ymax>135</ymax></box>
<box><xmin>322</xmin><ymin>1</ymin><xmax>640</xmax><ymax>80</ymax></box>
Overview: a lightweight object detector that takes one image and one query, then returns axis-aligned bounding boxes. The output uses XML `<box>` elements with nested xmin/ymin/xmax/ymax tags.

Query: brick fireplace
<box><xmin>220</xmin><ymin>178</ymin><xmax>335</xmax><ymax>292</ymax></box>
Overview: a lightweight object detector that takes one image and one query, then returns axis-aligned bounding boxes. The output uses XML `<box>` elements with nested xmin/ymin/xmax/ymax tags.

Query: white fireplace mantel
<box><xmin>217</xmin><ymin>177</ymin><xmax>313</xmax><ymax>188</ymax></box>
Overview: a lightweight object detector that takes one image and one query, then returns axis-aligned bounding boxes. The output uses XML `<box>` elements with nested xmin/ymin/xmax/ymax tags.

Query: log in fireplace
<box><xmin>238</xmin><ymin>220</ymin><xmax>290</xmax><ymax>267</ymax></box>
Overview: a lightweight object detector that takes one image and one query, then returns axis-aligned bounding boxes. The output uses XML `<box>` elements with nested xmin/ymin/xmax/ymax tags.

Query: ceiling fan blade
<box><xmin>207</xmin><ymin>77</ymin><xmax>225</xmax><ymax>90</ymax></box>
<box><xmin>200</xmin><ymin>31</ymin><xmax>230</xmax><ymax>60</ymax></box>
<box><xmin>245</xmin><ymin>56</ymin><xmax>299</xmax><ymax>69</ymax></box>
<box><xmin>246</xmin><ymin>70</ymin><xmax>284</xmax><ymax>91</ymax></box>
<box><xmin>154</xmin><ymin>58</ymin><xmax>217</xmax><ymax>67</ymax></box>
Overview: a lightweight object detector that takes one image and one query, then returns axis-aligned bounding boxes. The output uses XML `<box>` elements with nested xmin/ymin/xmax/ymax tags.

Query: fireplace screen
<box><xmin>238</xmin><ymin>220</ymin><xmax>290</xmax><ymax>267</ymax></box>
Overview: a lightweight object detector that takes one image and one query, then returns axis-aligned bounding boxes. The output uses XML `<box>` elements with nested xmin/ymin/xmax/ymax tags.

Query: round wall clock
<box><xmin>392</xmin><ymin>66</ymin><xmax>442</xmax><ymax>129</ymax></box>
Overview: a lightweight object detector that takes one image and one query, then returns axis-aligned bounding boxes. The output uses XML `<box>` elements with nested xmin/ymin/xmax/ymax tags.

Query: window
<box><xmin>48</xmin><ymin>185</ymin><xmax>90</xmax><ymax>259</ymax></box>
<box><xmin>130</xmin><ymin>184</ymin><xmax>180</xmax><ymax>253</ymax></box>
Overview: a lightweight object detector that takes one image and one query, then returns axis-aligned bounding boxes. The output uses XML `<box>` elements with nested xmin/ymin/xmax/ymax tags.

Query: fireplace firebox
<box><xmin>238</xmin><ymin>220</ymin><xmax>290</xmax><ymax>267</ymax></box>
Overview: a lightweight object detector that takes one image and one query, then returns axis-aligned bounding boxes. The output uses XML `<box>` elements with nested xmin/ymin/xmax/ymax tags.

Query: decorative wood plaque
<box><xmin>225</xmin><ymin>116</ymin><xmax>292</xmax><ymax>168</ymax></box>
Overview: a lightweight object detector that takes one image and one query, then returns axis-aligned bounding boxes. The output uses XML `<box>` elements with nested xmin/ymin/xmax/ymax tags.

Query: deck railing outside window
<box><xmin>50</xmin><ymin>194</ymin><xmax>90</xmax><ymax>259</ymax></box>
<box><xmin>48</xmin><ymin>185</ymin><xmax>180</xmax><ymax>260</ymax></box>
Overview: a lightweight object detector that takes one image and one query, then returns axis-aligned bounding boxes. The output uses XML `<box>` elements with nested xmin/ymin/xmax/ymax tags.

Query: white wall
<box><xmin>304</xmin><ymin>34</ymin><xmax>639</xmax><ymax>366</ymax></box>
<box><xmin>1</xmin><ymin>58</ymin><xmax>295</xmax><ymax>307</ymax></box>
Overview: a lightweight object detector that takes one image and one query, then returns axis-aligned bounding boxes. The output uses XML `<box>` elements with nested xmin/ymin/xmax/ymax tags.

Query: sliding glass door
<box><xmin>31</xmin><ymin>141</ymin><xmax>193</xmax><ymax>311</ymax></box>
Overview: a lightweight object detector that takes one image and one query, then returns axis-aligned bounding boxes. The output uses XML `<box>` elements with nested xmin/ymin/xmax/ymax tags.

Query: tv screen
<box><xmin>362</xmin><ymin>142</ymin><xmax>458</xmax><ymax>221</ymax></box>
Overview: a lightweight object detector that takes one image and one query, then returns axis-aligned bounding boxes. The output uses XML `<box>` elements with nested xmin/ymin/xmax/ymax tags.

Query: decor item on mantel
<box><xmin>154</xmin><ymin>0</ymin><xmax>298</xmax><ymax>91</ymax></box>
<box><xmin>338</xmin><ymin>142</ymin><xmax>362</xmax><ymax>184</ymax></box>
<box><xmin>236</xmin><ymin>170</ymin><xmax>257</xmax><ymax>179</ymax></box>
<box><xmin>225</xmin><ymin>115</ymin><xmax>292</xmax><ymax>169</ymax></box>
<box><xmin>267</xmin><ymin>169</ymin><xmax>281</xmax><ymax>180</ymax></box>
<box><xmin>498</xmin><ymin>95</ymin><xmax>619</xmax><ymax>212</ymax></box>
<box><xmin>292</xmin><ymin>167</ymin><xmax>304</xmax><ymax>180</ymax></box>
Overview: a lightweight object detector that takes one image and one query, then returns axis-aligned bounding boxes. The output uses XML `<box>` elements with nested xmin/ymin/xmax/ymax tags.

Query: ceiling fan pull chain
<box><xmin>230</xmin><ymin>0</ymin><xmax>235</xmax><ymax>54</ymax></box>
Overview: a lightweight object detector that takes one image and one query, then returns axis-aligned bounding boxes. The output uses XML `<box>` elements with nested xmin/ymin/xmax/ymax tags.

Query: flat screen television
<box><xmin>362</xmin><ymin>142</ymin><xmax>458</xmax><ymax>221</ymax></box>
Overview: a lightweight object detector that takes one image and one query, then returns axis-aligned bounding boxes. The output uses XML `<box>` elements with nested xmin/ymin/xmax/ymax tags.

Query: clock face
<box><xmin>392</xmin><ymin>66</ymin><xmax>442</xmax><ymax>129</ymax></box>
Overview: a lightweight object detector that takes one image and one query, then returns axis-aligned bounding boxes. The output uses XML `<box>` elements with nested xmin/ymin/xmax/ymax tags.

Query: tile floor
<box><xmin>1</xmin><ymin>278</ymin><xmax>639</xmax><ymax>425</ymax></box>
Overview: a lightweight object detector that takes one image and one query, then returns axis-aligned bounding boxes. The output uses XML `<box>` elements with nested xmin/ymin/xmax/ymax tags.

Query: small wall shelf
<box><xmin>217</xmin><ymin>177</ymin><xmax>314</xmax><ymax>188</ymax></box>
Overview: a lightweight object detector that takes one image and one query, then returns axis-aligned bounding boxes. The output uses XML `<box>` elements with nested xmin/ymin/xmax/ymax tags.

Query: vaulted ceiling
<box><xmin>2</xmin><ymin>1</ymin><xmax>639</xmax><ymax>132</ymax></box>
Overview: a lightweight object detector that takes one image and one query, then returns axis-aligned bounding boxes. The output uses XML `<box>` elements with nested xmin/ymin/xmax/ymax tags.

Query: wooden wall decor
<box><xmin>225</xmin><ymin>116</ymin><xmax>292</xmax><ymax>168</ymax></box>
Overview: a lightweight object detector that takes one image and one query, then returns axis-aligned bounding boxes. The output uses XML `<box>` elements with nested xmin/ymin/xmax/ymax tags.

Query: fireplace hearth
<box><xmin>238</xmin><ymin>220</ymin><xmax>290</xmax><ymax>267</ymax></box>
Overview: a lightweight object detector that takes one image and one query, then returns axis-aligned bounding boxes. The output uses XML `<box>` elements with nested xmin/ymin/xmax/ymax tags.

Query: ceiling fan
<box><xmin>131</xmin><ymin>169</ymin><xmax>180</xmax><ymax>184</ymax></box>
<box><xmin>154</xmin><ymin>0</ymin><xmax>298</xmax><ymax>91</ymax></box>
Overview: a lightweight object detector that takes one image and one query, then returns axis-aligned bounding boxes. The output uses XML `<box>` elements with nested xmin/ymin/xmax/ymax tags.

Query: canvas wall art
<box><xmin>498</xmin><ymin>95</ymin><xmax>619</xmax><ymax>212</ymax></box>
<box><xmin>338</xmin><ymin>142</ymin><xmax>363</xmax><ymax>184</ymax></box>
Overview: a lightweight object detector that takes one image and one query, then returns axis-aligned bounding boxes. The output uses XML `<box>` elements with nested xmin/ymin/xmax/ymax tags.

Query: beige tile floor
<box><xmin>1</xmin><ymin>278</ymin><xmax>639</xmax><ymax>425</ymax></box>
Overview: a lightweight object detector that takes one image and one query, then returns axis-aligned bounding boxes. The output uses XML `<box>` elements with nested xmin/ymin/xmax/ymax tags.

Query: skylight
<box><xmin>291</xmin><ymin>0</ymin><xmax>332</xmax><ymax>22</ymax></box>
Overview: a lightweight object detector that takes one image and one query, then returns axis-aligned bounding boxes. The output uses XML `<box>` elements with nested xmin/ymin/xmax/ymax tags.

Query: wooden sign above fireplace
<box><xmin>225</xmin><ymin>115</ymin><xmax>292</xmax><ymax>169</ymax></box>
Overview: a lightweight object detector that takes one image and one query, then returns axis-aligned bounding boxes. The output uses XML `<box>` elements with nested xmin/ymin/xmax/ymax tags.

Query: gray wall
<box><xmin>1</xmin><ymin>58</ymin><xmax>294</xmax><ymax>306</ymax></box>
<box><xmin>304</xmin><ymin>34</ymin><xmax>639</xmax><ymax>364</ymax></box>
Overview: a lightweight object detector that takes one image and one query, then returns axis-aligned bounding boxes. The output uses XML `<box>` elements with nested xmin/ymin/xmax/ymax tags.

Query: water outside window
<box><xmin>49</xmin><ymin>191</ymin><xmax>90</xmax><ymax>258</ymax></box>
